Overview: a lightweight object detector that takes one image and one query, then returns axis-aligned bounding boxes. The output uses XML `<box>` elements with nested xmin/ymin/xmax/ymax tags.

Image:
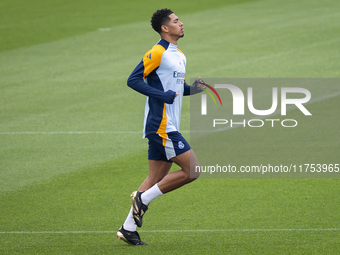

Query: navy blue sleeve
<box><xmin>183</xmin><ymin>81</ymin><xmax>203</xmax><ymax>96</ymax></box>
<box><xmin>127</xmin><ymin>60</ymin><xmax>177</xmax><ymax>104</ymax></box>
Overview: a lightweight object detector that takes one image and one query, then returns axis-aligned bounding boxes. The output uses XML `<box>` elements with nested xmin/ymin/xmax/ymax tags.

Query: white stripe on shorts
<box><xmin>164</xmin><ymin>136</ymin><xmax>176</xmax><ymax>160</ymax></box>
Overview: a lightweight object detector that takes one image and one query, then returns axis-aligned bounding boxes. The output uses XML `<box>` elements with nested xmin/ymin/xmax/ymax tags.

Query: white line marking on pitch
<box><xmin>0</xmin><ymin>131</ymin><xmax>142</xmax><ymax>135</ymax></box>
<box><xmin>140</xmin><ymin>228</ymin><xmax>339</xmax><ymax>233</ymax></box>
<box><xmin>0</xmin><ymin>228</ymin><xmax>338</xmax><ymax>234</ymax></box>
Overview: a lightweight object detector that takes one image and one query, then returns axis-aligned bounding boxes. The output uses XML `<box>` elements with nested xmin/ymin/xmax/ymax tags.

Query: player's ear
<box><xmin>161</xmin><ymin>24</ymin><xmax>169</xmax><ymax>33</ymax></box>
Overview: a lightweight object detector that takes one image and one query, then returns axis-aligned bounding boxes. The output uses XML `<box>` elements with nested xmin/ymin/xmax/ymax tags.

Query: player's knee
<box><xmin>189</xmin><ymin>151</ymin><xmax>200</xmax><ymax>180</ymax></box>
<box><xmin>182</xmin><ymin>164</ymin><xmax>200</xmax><ymax>183</ymax></box>
<box><xmin>190</xmin><ymin>163</ymin><xmax>201</xmax><ymax>180</ymax></box>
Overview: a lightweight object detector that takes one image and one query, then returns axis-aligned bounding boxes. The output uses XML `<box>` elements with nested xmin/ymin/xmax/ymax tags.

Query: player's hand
<box><xmin>192</xmin><ymin>77</ymin><xmax>207</xmax><ymax>90</ymax></box>
<box><xmin>164</xmin><ymin>90</ymin><xmax>178</xmax><ymax>104</ymax></box>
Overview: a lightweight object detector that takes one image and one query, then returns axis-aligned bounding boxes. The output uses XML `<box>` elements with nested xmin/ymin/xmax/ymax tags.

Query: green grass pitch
<box><xmin>1</xmin><ymin>0</ymin><xmax>339</xmax><ymax>254</ymax></box>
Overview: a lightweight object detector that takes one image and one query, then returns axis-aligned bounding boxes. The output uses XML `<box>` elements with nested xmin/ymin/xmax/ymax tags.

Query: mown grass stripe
<box><xmin>0</xmin><ymin>228</ymin><xmax>338</xmax><ymax>234</ymax></box>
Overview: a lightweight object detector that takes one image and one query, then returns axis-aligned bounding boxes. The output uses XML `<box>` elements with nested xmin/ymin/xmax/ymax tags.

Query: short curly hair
<box><xmin>150</xmin><ymin>9</ymin><xmax>174</xmax><ymax>34</ymax></box>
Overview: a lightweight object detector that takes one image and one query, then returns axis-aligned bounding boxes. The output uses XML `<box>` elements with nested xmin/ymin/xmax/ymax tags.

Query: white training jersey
<box><xmin>127</xmin><ymin>39</ymin><xmax>187</xmax><ymax>141</ymax></box>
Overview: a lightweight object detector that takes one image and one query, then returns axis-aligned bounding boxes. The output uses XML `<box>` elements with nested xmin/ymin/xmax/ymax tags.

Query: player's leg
<box><xmin>131</xmin><ymin>159</ymin><xmax>172</xmax><ymax>227</ymax></box>
<box><xmin>138</xmin><ymin>160</ymin><xmax>172</xmax><ymax>192</ymax></box>
<box><xmin>131</xmin><ymin>132</ymin><xmax>201</xmax><ymax>227</ymax></box>
<box><xmin>157</xmin><ymin>149</ymin><xmax>200</xmax><ymax>194</ymax></box>
<box><xmin>122</xmin><ymin>160</ymin><xmax>171</xmax><ymax>229</ymax></box>
<box><xmin>140</xmin><ymin>131</ymin><xmax>200</xmax><ymax>196</ymax></box>
<box><xmin>117</xmin><ymin>160</ymin><xmax>172</xmax><ymax>244</ymax></box>
<box><xmin>131</xmin><ymin>148</ymin><xmax>200</xmax><ymax>228</ymax></box>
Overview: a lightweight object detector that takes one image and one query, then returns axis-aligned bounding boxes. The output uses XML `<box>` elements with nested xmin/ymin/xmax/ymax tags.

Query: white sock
<box><xmin>141</xmin><ymin>183</ymin><xmax>163</xmax><ymax>206</ymax></box>
<box><xmin>123</xmin><ymin>206</ymin><xmax>136</xmax><ymax>232</ymax></box>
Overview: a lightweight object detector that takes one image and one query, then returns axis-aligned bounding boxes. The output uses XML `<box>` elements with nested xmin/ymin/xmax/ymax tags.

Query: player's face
<box><xmin>166</xmin><ymin>13</ymin><xmax>184</xmax><ymax>38</ymax></box>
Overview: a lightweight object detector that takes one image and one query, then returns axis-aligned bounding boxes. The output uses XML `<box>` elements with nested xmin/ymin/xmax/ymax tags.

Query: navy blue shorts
<box><xmin>147</xmin><ymin>131</ymin><xmax>191</xmax><ymax>162</ymax></box>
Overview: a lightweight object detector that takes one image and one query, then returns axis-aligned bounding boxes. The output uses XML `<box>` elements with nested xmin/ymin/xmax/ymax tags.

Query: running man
<box><xmin>117</xmin><ymin>8</ymin><xmax>206</xmax><ymax>245</ymax></box>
